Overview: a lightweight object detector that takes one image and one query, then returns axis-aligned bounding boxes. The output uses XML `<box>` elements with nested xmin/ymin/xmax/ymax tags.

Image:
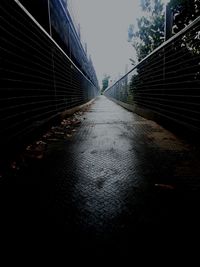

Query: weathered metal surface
<box><xmin>1</xmin><ymin>96</ymin><xmax>200</xmax><ymax>254</ymax></box>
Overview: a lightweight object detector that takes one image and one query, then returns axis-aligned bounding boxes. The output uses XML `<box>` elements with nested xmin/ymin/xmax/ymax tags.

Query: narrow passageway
<box><xmin>2</xmin><ymin>1</ymin><xmax>200</xmax><ymax>258</ymax></box>
<box><xmin>37</xmin><ymin>95</ymin><xmax>200</xmax><ymax>250</ymax></box>
<box><xmin>3</xmin><ymin>96</ymin><xmax>200</xmax><ymax>253</ymax></box>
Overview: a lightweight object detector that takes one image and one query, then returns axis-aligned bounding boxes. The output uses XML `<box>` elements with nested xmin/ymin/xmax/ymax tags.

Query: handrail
<box><xmin>15</xmin><ymin>0</ymin><xmax>98</xmax><ymax>89</ymax></box>
<box><xmin>105</xmin><ymin>15</ymin><xmax>200</xmax><ymax>93</ymax></box>
<box><xmin>104</xmin><ymin>16</ymin><xmax>200</xmax><ymax>133</ymax></box>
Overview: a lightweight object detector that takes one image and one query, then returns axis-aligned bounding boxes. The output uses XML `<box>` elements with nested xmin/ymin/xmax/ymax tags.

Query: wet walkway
<box><xmin>2</xmin><ymin>95</ymin><xmax>200</xmax><ymax>254</ymax></box>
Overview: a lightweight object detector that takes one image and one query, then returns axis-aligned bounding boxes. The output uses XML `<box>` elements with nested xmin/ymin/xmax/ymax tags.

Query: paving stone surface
<box><xmin>2</xmin><ymin>96</ymin><xmax>200</xmax><ymax>255</ymax></box>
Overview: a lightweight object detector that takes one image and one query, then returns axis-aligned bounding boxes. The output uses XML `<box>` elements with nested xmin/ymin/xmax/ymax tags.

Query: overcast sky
<box><xmin>70</xmin><ymin>0</ymin><xmax>168</xmax><ymax>85</ymax></box>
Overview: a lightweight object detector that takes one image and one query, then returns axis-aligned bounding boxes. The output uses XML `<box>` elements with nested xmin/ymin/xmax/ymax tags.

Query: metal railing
<box><xmin>50</xmin><ymin>0</ymin><xmax>98</xmax><ymax>87</ymax></box>
<box><xmin>17</xmin><ymin>0</ymin><xmax>98</xmax><ymax>87</ymax></box>
<box><xmin>0</xmin><ymin>0</ymin><xmax>99</xmax><ymax>151</ymax></box>
<box><xmin>104</xmin><ymin>17</ymin><xmax>200</xmax><ymax>133</ymax></box>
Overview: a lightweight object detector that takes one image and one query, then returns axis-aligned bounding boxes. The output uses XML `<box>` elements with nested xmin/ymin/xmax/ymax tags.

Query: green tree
<box><xmin>169</xmin><ymin>0</ymin><xmax>200</xmax><ymax>34</ymax></box>
<box><xmin>128</xmin><ymin>0</ymin><xmax>165</xmax><ymax>62</ymax></box>
<box><xmin>101</xmin><ymin>74</ymin><xmax>110</xmax><ymax>92</ymax></box>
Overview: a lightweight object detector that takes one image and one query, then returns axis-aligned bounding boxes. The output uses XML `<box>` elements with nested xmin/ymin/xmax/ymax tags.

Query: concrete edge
<box><xmin>106</xmin><ymin>96</ymin><xmax>200</xmax><ymax>142</ymax></box>
<box><xmin>106</xmin><ymin>97</ymin><xmax>156</xmax><ymax>120</ymax></box>
<box><xmin>60</xmin><ymin>98</ymin><xmax>96</xmax><ymax>118</ymax></box>
<box><xmin>106</xmin><ymin>97</ymin><xmax>135</xmax><ymax>112</ymax></box>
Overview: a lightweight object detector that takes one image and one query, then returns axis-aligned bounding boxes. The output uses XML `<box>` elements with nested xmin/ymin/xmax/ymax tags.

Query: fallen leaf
<box><xmin>155</xmin><ymin>184</ymin><xmax>175</xmax><ymax>190</ymax></box>
<box><xmin>11</xmin><ymin>161</ymin><xmax>17</xmax><ymax>169</ymax></box>
<box><xmin>47</xmin><ymin>138</ymin><xmax>59</xmax><ymax>142</ymax></box>
<box><xmin>36</xmin><ymin>140</ymin><xmax>46</xmax><ymax>145</ymax></box>
<box><xmin>36</xmin><ymin>154</ymin><xmax>44</xmax><ymax>160</ymax></box>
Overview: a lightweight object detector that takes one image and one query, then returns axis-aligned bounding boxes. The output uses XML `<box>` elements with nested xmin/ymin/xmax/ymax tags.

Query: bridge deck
<box><xmin>2</xmin><ymin>95</ymin><xmax>200</xmax><ymax>255</ymax></box>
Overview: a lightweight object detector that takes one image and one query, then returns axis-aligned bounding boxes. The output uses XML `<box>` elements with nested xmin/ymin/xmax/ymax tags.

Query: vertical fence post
<box><xmin>48</xmin><ymin>0</ymin><xmax>58</xmax><ymax>111</ymax></box>
<box><xmin>47</xmin><ymin>0</ymin><xmax>52</xmax><ymax>36</ymax></box>
<box><xmin>165</xmin><ymin>3</ymin><xmax>173</xmax><ymax>41</ymax></box>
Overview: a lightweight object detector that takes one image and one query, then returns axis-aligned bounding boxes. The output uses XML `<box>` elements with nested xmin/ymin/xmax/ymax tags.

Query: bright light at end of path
<box><xmin>163</xmin><ymin>0</ymin><xmax>170</xmax><ymax>5</ymax></box>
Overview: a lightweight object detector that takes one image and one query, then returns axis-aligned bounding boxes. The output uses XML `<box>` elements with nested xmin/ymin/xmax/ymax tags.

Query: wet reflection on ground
<box><xmin>2</xmin><ymin>96</ymin><xmax>200</xmax><ymax>254</ymax></box>
<box><xmin>41</xmin><ymin>96</ymin><xmax>200</xmax><ymax>251</ymax></box>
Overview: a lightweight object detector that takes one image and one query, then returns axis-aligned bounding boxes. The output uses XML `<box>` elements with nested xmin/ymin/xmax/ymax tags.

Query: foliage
<box><xmin>169</xmin><ymin>0</ymin><xmax>200</xmax><ymax>34</ymax></box>
<box><xmin>128</xmin><ymin>0</ymin><xmax>165</xmax><ymax>62</ymax></box>
<box><xmin>168</xmin><ymin>0</ymin><xmax>200</xmax><ymax>57</ymax></box>
<box><xmin>101</xmin><ymin>74</ymin><xmax>110</xmax><ymax>92</ymax></box>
